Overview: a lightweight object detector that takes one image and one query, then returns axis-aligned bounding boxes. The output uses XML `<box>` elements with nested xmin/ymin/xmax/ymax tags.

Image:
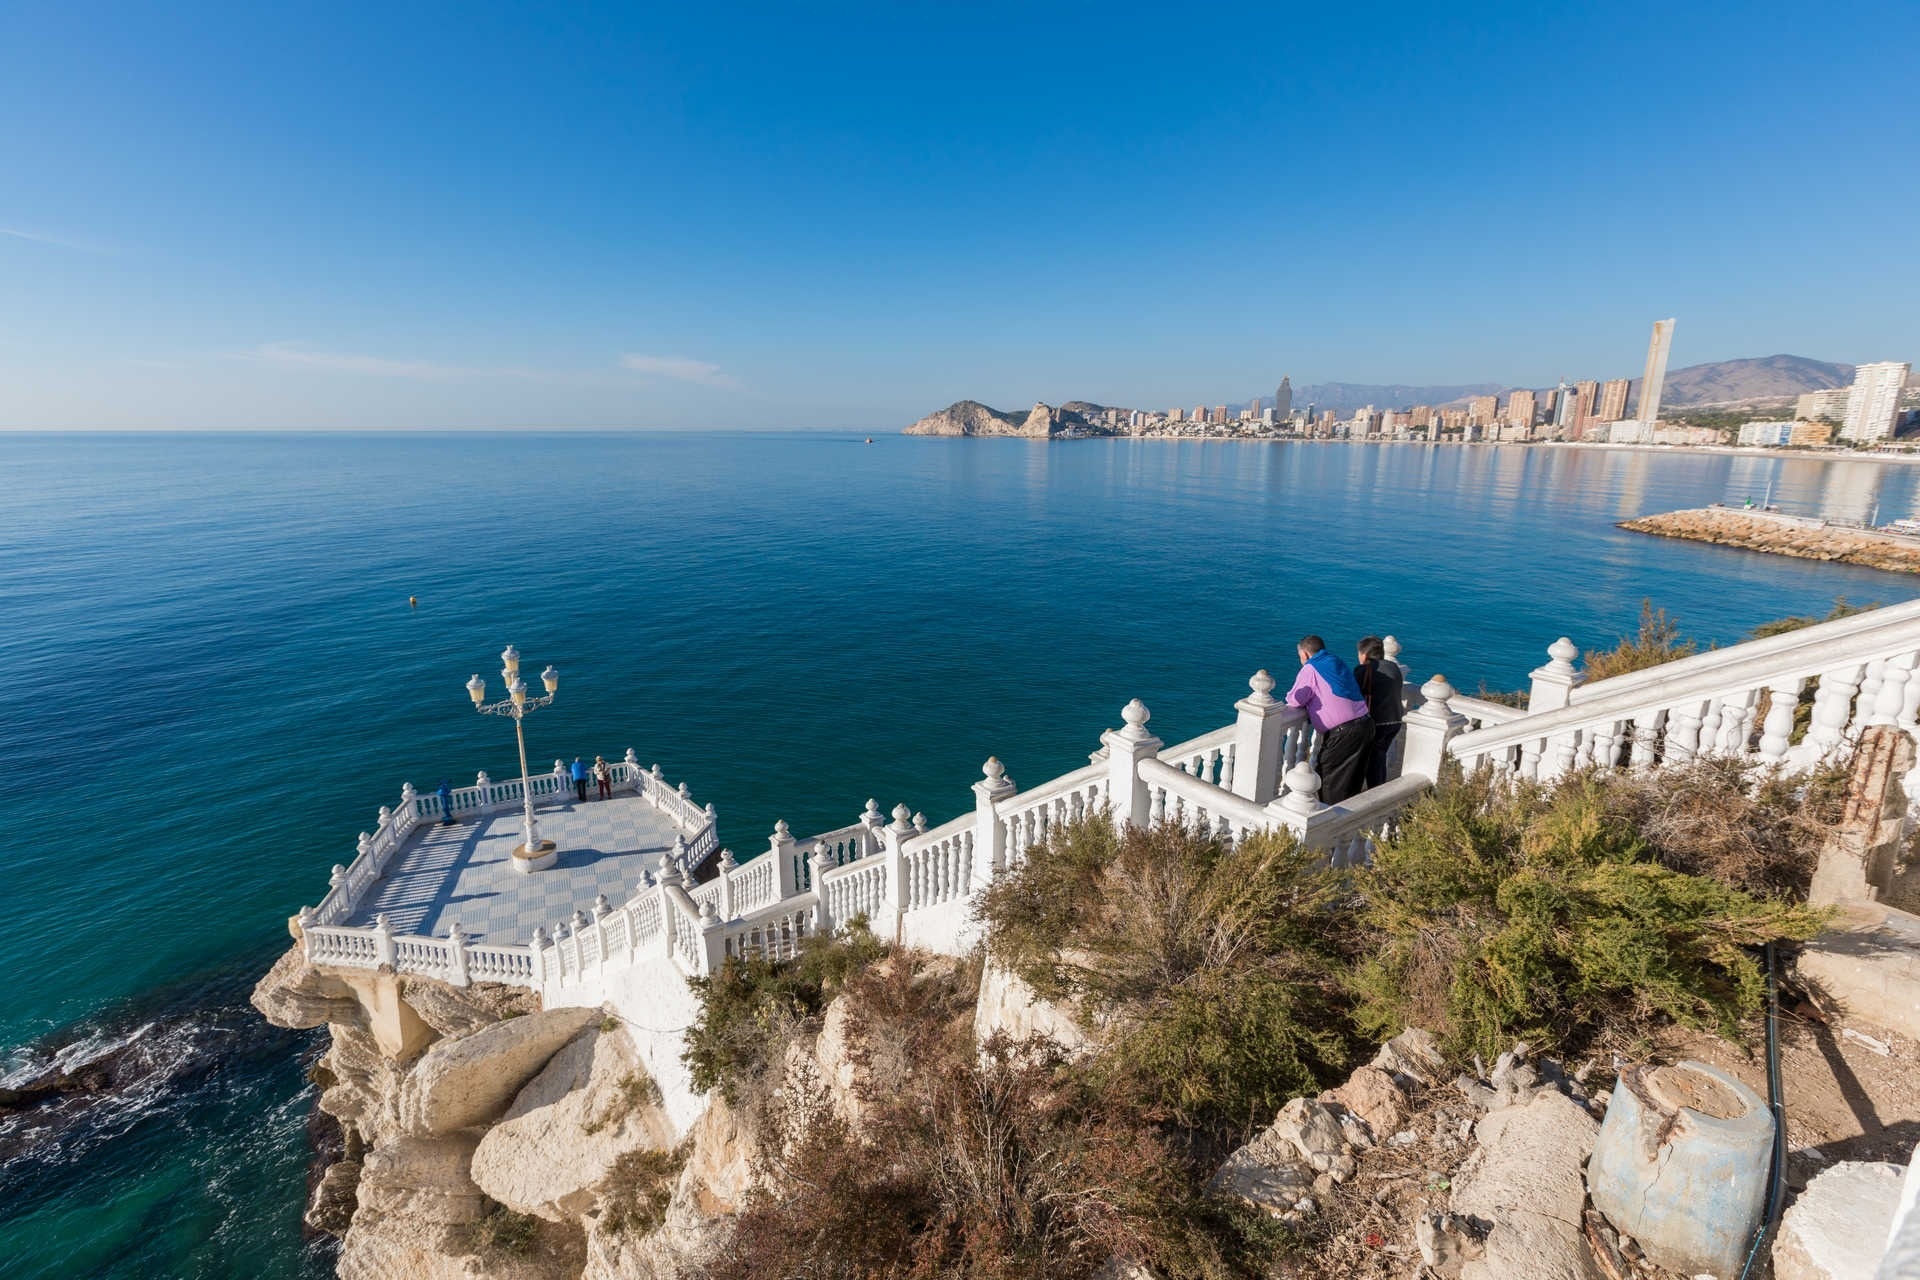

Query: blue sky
<box><xmin>2</xmin><ymin>1</ymin><xmax>1915</xmax><ymax>430</ymax></box>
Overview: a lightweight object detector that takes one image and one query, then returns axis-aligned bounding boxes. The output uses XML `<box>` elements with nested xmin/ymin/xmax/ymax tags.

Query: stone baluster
<box><xmin>446</xmin><ymin>921</ymin><xmax>471</xmax><ymax>987</ymax></box>
<box><xmin>1665</xmin><ymin>699</ymin><xmax>1706</xmax><ymax>764</ymax></box>
<box><xmin>1399</xmin><ymin>675</ymin><xmax>1470</xmax><ymax>782</ymax></box>
<box><xmin>399</xmin><ymin>781</ymin><xmax>417</xmax><ymax>823</ymax></box>
<box><xmin>1149</xmin><ymin>784</ymin><xmax>1167</xmax><ymax>824</ymax></box>
<box><xmin>697</xmin><ymin>898</ymin><xmax>723</xmax><ymax>975</ymax></box>
<box><xmin>623</xmin><ymin>747</ymin><xmax>640</xmax><ymax>790</ymax></box>
<box><xmin>1898</xmin><ymin>656</ymin><xmax>1920</xmax><ymax>732</ymax></box>
<box><xmin>1628</xmin><ymin>709</ymin><xmax>1668</xmax><ymax>770</ymax></box>
<box><xmin>860</xmin><ymin>799</ymin><xmax>885</xmax><ymax>856</ymax></box>
<box><xmin>529</xmin><ymin>926</ymin><xmax>549</xmax><ymax>986</ymax></box>
<box><xmin>1528</xmin><ymin>638</ymin><xmax>1584</xmax><ymax>712</ymax></box>
<box><xmin>1230</xmin><ymin>670</ymin><xmax>1291</xmax><ymax>804</ymax></box>
<box><xmin>1102</xmin><ymin>699</ymin><xmax>1164</xmax><ymax>832</ymax></box>
<box><xmin>1516</xmin><ymin>736</ymin><xmax>1542</xmax><ymax>780</ymax></box>
<box><xmin>1872</xmin><ymin>658</ymin><xmax>1912</xmax><ymax>726</ymax></box>
<box><xmin>1757</xmin><ymin>679</ymin><xmax>1802</xmax><ymax>763</ymax></box>
<box><xmin>372</xmin><ymin>913</ymin><xmax>396</xmax><ymax>969</ymax></box>
<box><xmin>329</xmin><ymin>862</ymin><xmax>348</xmax><ymax>896</ymax></box>
<box><xmin>974</xmin><ymin>758</ymin><xmax>1017</xmax><ymax>883</ymax></box>
<box><xmin>1802</xmin><ymin>663</ymin><xmax>1865</xmax><ymax>762</ymax></box>
<box><xmin>1858</xmin><ymin>660</ymin><xmax>1887</xmax><ymax>727</ymax></box>
<box><xmin>1220</xmin><ymin>742</ymin><xmax>1237</xmax><ymax>791</ymax></box>
<box><xmin>475</xmin><ymin>770</ymin><xmax>492</xmax><ymax>813</ymax></box>
<box><xmin>768</xmin><ymin>821</ymin><xmax>798</xmax><ymax>897</ymax></box>
<box><xmin>1587</xmin><ymin>719</ymin><xmax>1622</xmax><ymax>771</ymax></box>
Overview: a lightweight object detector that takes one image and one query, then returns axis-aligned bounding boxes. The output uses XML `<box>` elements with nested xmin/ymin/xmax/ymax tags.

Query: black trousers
<box><xmin>574</xmin><ymin>778</ymin><xmax>588</xmax><ymax>802</ymax></box>
<box><xmin>1317</xmin><ymin>716</ymin><xmax>1376</xmax><ymax>804</ymax></box>
<box><xmin>1366</xmin><ymin>723</ymin><xmax>1403</xmax><ymax>790</ymax></box>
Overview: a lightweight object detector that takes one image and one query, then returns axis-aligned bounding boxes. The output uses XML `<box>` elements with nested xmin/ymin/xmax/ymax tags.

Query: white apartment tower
<box><xmin>1841</xmin><ymin>361</ymin><xmax>1911</xmax><ymax>443</ymax></box>
<box><xmin>1637</xmin><ymin>318</ymin><xmax>1676</xmax><ymax>425</ymax></box>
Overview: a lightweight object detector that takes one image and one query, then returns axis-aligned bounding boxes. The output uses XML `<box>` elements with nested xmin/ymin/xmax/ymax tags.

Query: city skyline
<box><xmin>2</xmin><ymin>2</ymin><xmax>1917</xmax><ymax>431</ymax></box>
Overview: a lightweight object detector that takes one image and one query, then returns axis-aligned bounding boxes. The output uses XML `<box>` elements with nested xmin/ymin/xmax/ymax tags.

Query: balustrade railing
<box><xmin>995</xmin><ymin>763</ymin><xmax>1109</xmax><ymax>867</ymax></box>
<box><xmin>900</xmin><ymin>815</ymin><xmax>976</xmax><ymax>911</ymax></box>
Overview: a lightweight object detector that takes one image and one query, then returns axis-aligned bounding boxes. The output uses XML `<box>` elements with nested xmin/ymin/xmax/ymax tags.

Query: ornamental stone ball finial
<box><xmin>650</xmin><ymin>763</ymin><xmax>664</xmax><ymax>779</ymax></box>
<box><xmin>891</xmin><ymin>803</ymin><xmax>914</xmax><ymax>831</ymax></box>
<box><xmin>447</xmin><ymin>919</ymin><xmax>465</xmax><ymax>942</ymax></box>
<box><xmin>678</xmin><ymin>782</ymin><xmax>691</xmax><ymax>799</ymax></box>
<box><xmin>1282</xmin><ymin>762</ymin><xmax>1323</xmax><ymax>815</ymax></box>
<box><xmin>532</xmin><ymin>925</ymin><xmax>549</xmax><ymax>947</ymax></box>
<box><xmin>330</xmin><ymin>864</ymin><xmax>347</xmax><ymax>887</ymax></box>
<box><xmin>982</xmin><ymin>756</ymin><xmax>1006</xmax><ymax>782</ymax></box>
<box><xmin>1249</xmin><ymin>669</ymin><xmax>1277</xmax><ymax>702</ymax></box>
<box><xmin>1547</xmin><ymin>636</ymin><xmax>1579</xmax><ymax>672</ymax></box>
<box><xmin>699</xmin><ymin>898</ymin><xmax>718</xmax><ymax>924</ymax></box>
<box><xmin>773</xmin><ymin>819</ymin><xmax>791</xmax><ymax>838</ymax></box>
<box><xmin>1121</xmin><ymin>698</ymin><xmax>1151</xmax><ymax>737</ymax></box>
<box><xmin>572</xmin><ymin>909</ymin><xmax>589</xmax><ymax>929</ymax></box>
<box><xmin>1420</xmin><ymin>674</ymin><xmax>1456</xmax><ymax>706</ymax></box>
<box><xmin>719</xmin><ymin>848</ymin><xmax>738</xmax><ymax>871</ymax></box>
<box><xmin>912</xmin><ymin>811</ymin><xmax>927</xmax><ymax>831</ymax></box>
<box><xmin>594</xmin><ymin>894</ymin><xmax>611</xmax><ymax>917</ymax></box>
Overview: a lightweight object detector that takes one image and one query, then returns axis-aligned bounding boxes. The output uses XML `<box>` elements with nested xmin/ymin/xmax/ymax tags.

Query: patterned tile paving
<box><xmin>345</xmin><ymin>794</ymin><xmax>684</xmax><ymax>943</ymax></box>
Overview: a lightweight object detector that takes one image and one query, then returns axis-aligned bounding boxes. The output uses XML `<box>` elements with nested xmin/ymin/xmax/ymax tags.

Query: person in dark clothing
<box><xmin>1354</xmin><ymin>635</ymin><xmax>1405</xmax><ymax>790</ymax></box>
<box><xmin>1286</xmin><ymin>634</ymin><xmax>1375</xmax><ymax>804</ymax></box>
<box><xmin>436</xmin><ymin>780</ymin><xmax>455</xmax><ymax>825</ymax></box>
<box><xmin>570</xmin><ymin>756</ymin><xmax>590</xmax><ymax>803</ymax></box>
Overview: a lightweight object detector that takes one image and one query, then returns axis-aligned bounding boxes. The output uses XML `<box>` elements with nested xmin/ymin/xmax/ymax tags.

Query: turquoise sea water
<box><xmin>3</xmin><ymin>431</ymin><xmax>1918</xmax><ymax>1277</ymax></box>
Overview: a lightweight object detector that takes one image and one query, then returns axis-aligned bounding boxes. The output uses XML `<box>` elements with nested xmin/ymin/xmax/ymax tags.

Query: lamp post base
<box><xmin>511</xmin><ymin>840</ymin><xmax>558</xmax><ymax>874</ymax></box>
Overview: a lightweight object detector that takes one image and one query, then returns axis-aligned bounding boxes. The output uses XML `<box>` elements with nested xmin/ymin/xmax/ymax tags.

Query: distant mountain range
<box><xmin>903</xmin><ymin>355</ymin><xmax>1879</xmax><ymax>436</ymax></box>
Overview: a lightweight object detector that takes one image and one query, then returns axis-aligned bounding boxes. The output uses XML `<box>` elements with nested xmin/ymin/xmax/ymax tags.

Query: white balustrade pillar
<box><xmin>769</xmin><ymin>821</ymin><xmax>799</xmax><ymax>897</ymax></box>
<box><xmin>810</xmin><ymin>848</ymin><xmax>832</xmax><ymax>933</ymax></box>
<box><xmin>1873</xmin><ymin>659</ymin><xmax>1912</xmax><ymax>726</ymax></box>
<box><xmin>623</xmin><ymin>747</ymin><xmax>640</xmax><ymax>790</ymax></box>
<box><xmin>1268</xmin><ymin>761</ymin><xmax>1323</xmax><ymax>838</ymax></box>
<box><xmin>717</xmin><ymin>850</ymin><xmax>737</xmax><ymax>919</ymax></box>
<box><xmin>1102</xmin><ymin>699</ymin><xmax>1164</xmax><ymax>832</ymax></box>
<box><xmin>399</xmin><ymin>782</ymin><xmax>417</xmax><ymax>825</ymax></box>
<box><xmin>973</xmin><ymin>757</ymin><xmax>1017</xmax><ymax>883</ymax></box>
<box><xmin>446</xmin><ymin>921</ymin><xmax>471</xmax><ymax>987</ymax></box>
<box><xmin>529</xmin><ymin>926</ymin><xmax>549</xmax><ymax>986</ymax></box>
<box><xmin>1230</xmin><ymin>670</ymin><xmax>1292</xmax><ymax>804</ymax></box>
<box><xmin>1400</xmin><ymin>675</ymin><xmax>1470</xmax><ymax>782</ymax></box>
<box><xmin>1384</xmin><ymin>635</ymin><xmax>1411</xmax><ymax>688</ymax></box>
<box><xmin>1527</xmin><ymin>638</ymin><xmax>1583</xmax><ymax>713</ymax></box>
<box><xmin>474</xmin><ymin>771</ymin><xmax>492</xmax><ymax>813</ymax></box>
<box><xmin>697</xmin><ymin>899</ymin><xmax>725</xmax><ymax>974</ymax></box>
<box><xmin>860</xmin><ymin>799</ymin><xmax>885</xmax><ymax>855</ymax></box>
<box><xmin>372</xmin><ymin>913</ymin><xmax>396</xmax><ymax>969</ymax></box>
<box><xmin>883</xmin><ymin>804</ymin><xmax>915</xmax><ymax>928</ymax></box>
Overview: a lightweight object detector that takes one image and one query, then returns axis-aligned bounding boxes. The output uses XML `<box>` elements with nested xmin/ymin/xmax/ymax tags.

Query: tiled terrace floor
<box><xmin>345</xmin><ymin>794</ymin><xmax>683</xmax><ymax>943</ymax></box>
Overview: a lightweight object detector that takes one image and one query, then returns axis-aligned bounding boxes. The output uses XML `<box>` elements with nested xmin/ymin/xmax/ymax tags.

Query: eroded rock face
<box><xmin>1212</xmin><ymin>1098</ymin><xmax>1356</xmax><ymax>1216</ymax></box>
<box><xmin>337</xmin><ymin>1212</ymin><xmax>583</xmax><ymax>1280</ymax></box>
<box><xmin>399</xmin><ymin>1007</ymin><xmax>601</xmax><ymax>1136</ymax></box>
<box><xmin>252</xmin><ymin>944</ymin><xmax>367</xmax><ymax>1031</ymax></box>
<box><xmin>358</xmin><ymin>1133</ymin><xmax>488</xmax><ymax>1225</ymax></box>
<box><xmin>399</xmin><ymin>977</ymin><xmax>541</xmax><ymax>1039</ymax></box>
<box><xmin>1323</xmin><ymin>1065</ymin><xmax>1410</xmax><ymax>1143</ymax></box>
<box><xmin>471</xmin><ymin>1025</ymin><xmax>676</xmax><ymax>1222</ymax></box>
<box><xmin>1449</xmin><ymin>1090</ymin><xmax>1601</xmax><ymax>1280</ymax></box>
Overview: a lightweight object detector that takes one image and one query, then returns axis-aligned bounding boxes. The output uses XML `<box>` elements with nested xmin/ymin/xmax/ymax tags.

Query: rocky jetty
<box><xmin>902</xmin><ymin>399</ymin><xmax>1107</xmax><ymax>438</ymax></box>
<box><xmin>1620</xmin><ymin>507</ymin><xmax>1920</xmax><ymax>575</ymax></box>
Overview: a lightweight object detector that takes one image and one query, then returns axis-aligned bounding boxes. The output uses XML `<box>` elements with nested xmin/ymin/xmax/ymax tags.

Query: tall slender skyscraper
<box><xmin>1841</xmin><ymin>362</ymin><xmax>1911</xmax><ymax>442</ymax></box>
<box><xmin>1638</xmin><ymin>318</ymin><xmax>1676</xmax><ymax>425</ymax></box>
<box><xmin>1275</xmin><ymin>376</ymin><xmax>1292</xmax><ymax>420</ymax></box>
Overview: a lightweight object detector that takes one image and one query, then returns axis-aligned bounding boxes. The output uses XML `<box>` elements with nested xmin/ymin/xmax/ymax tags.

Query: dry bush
<box><xmin>600</xmin><ymin>1145</ymin><xmax>688</xmax><ymax>1238</ymax></box>
<box><xmin>1598</xmin><ymin>756</ymin><xmax>1849</xmax><ymax>897</ymax></box>
<box><xmin>1583</xmin><ymin>600</ymin><xmax>1697</xmax><ymax>682</ymax></box>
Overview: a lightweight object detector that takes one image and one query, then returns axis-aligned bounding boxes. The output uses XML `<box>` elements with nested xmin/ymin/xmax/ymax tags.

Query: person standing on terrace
<box><xmin>1287</xmin><ymin>635</ymin><xmax>1375</xmax><ymax>804</ymax></box>
<box><xmin>1354</xmin><ymin>635</ymin><xmax>1405</xmax><ymax>791</ymax></box>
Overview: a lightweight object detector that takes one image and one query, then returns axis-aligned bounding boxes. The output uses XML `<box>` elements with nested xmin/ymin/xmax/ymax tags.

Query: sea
<box><xmin>2</xmin><ymin>431</ymin><xmax>1917</xmax><ymax>1278</ymax></box>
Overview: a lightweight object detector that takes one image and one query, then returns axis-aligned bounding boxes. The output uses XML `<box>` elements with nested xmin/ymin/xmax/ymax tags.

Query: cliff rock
<box><xmin>399</xmin><ymin>1007</ymin><xmax>600</xmax><ymax>1136</ymax></box>
<box><xmin>973</xmin><ymin>959</ymin><xmax>1089</xmax><ymax>1056</ymax></box>
<box><xmin>902</xmin><ymin>399</ymin><xmax>1030</xmax><ymax>436</ymax></box>
<box><xmin>471</xmin><ymin>1024</ymin><xmax>676</xmax><ymax>1222</ymax></box>
<box><xmin>252</xmin><ymin>944</ymin><xmax>367</xmax><ymax>1030</ymax></box>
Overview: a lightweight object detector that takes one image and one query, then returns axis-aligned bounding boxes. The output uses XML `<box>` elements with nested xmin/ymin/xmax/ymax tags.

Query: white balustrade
<box><xmin>900</xmin><ymin>815</ymin><xmax>976</xmax><ymax>911</ymax></box>
<box><xmin>993</xmin><ymin>762</ymin><xmax>1110</xmax><ymax>866</ymax></box>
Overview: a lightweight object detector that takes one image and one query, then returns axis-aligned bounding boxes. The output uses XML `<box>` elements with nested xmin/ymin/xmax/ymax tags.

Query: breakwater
<box><xmin>1620</xmin><ymin>507</ymin><xmax>1920</xmax><ymax>575</ymax></box>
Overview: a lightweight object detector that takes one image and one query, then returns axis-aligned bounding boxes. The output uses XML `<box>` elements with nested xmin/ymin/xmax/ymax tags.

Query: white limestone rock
<box><xmin>1449</xmin><ymin>1090</ymin><xmax>1602</xmax><ymax>1280</ymax></box>
<box><xmin>1323</xmin><ymin>1065</ymin><xmax>1411</xmax><ymax>1143</ymax></box>
<box><xmin>470</xmin><ymin>1024</ymin><xmax>676</xmax><ymax>1223</ymax></box>
<box><xmin>1773</xmin><ymin>1160</ymin><xmax>1905</xmax><ymax>1280</ymax></box>
<box><xmin>356</xmin><ymin>1133</ymin><xmax>487</xmax><ymax>1226</ymax></box>
<box><xmin>337</xmin><ymin>1213</ymin><xmax>576</xmax><ymax>1280</ymax></box>
<box><xmin>1211</xmin><ymin>1097</ymin><xmax>1356</xmax><ymax>1215</ymax></box>
<box><xmin>251</xmin><ymin>944</ymin><xmax>367</xmax><ymax>1030</ymax></box>
<box><xmin>1371</xmin><ymin>1026</ymin><xmax>1446</xmax><ymax>1087</ymax></box>
<box><xmin>399</xmin><ymin>1006</ymin><xmax>600</xmax><ymax>1136</ymax></box>
<box><xmin>972</xmin><ymin>959</ymin><xmax>1089</xmax><ymax>1057</ymax></box>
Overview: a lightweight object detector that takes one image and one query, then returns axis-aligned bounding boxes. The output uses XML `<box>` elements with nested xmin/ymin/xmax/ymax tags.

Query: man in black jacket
<box><xmin>1355</xmin><ymin>636</ymin><xmax>1405</xmax><ymax>790</ymax></box>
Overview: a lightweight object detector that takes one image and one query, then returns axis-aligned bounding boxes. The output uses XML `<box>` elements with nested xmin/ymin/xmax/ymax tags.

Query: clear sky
<box><xmin>2</xmin><ymin>1</ymin><xmax>1915</xmax><ymax>431</ymax></box>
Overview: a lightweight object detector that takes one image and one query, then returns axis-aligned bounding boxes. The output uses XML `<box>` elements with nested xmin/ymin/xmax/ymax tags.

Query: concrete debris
<box><xmin>1372</xmin><ymin>1026</ymin><xmax>1446</xmax><ymax>1088</ymax></box>
<box><xmin>1416</xmin><ymin>1210</ymin><xmax>1488</xmax><ymax>1278</ymax></box>
<box><xmin>1450</xmin><ymin>1088</ymin><xmax>1602</xmax><ymax>1280</ymax></box>
<box><xmin>1773</xmin><ymin>1160</ymin><xmax>1906</xmax><ymax>1280</ymax></box>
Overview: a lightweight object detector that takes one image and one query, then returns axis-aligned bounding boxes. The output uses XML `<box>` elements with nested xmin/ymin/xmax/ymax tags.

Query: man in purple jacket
<box><xmin>1286</xmin><ymin>635</ymin><xmax>1376</xmax><ymax>804</ymax></box>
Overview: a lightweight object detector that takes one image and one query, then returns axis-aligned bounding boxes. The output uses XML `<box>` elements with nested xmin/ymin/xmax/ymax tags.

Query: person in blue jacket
<box><xmin>570</xmin><ymin>756</ymin><xmax>589</xmax><ymax>803</ymax></box>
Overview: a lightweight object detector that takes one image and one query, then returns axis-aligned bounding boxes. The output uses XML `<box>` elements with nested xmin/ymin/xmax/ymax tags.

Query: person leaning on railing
<box><xmin>1354</xmin><ymin>635</ymin><xmax>1405</xmax><ymax>791</ymax></box>
<box><xmin>1287</xmin><ymin>635</ymin><xmax>1375</xmax><ymax>804</ymax></box>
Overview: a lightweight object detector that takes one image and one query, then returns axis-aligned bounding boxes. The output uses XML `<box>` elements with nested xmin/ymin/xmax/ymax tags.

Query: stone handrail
<box><xmin>1300</xmin><ymin>775</ymin><xmax>1430</xmax><ymax>869</ymax></box>
<box><xmin>1137</xmin><ymin>756</ymin><xmax>1286</xmax><ymax>844</ymax></box>
<box><xmin>1448</xmin><ymin>604</ymin><xmax>1920</xmax><ymax>779</ymax></box>
<box><xmin>994</xmin><ymin>761</ymin><xmax>1111</xmax><ymax>866</ymax></box>
<box><xmin>302</xmin><ymin>919</ymin><xmax>533</xmax><ymax>988</ymax></box>
<box><xmin>1450</xmin><ymin>694</ymin><xmax>1528</xmax><ymax>730</ymax></box>
<box><xmin>1159</xmin><ymin>724</ymin><xmax>1238</xmax><ymax>790</ymax></box>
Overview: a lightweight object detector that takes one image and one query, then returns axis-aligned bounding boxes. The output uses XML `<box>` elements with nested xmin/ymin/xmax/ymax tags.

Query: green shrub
<box><xmin>457</xmin><ymin>1206</ymin><xmax>541</xmax><ymax>1257</ymax></box>
<box><xmin>681</xmin><ymin>918</ymin><xmax>887</xmax><ymax>1102</ymax></box>
<box><xmin>1583</xmin><ymin>600</ymin><xmax>1697</xmax><ymax>682</ymax></box>
<box><xmin>979</xmin><ymin>819</ymin><xmax>1357</xmax><ymax>1139</ymax></box>
<box><xmin>1350</xmin><ymin>771</ymin><xmax>1829</xmax><ymax>1059</ymax></box>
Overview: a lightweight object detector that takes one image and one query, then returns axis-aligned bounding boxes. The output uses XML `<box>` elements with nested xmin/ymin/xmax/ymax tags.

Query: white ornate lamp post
<box><xmin>466</xmin><ymin>645</ymin><xmax>562</xmax><ymax>874</ymax></box>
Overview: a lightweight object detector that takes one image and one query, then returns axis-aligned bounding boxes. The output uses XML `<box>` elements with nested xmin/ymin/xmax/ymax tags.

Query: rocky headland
<box><xmin>902</xmin><ymin>399</ymin><xmax>1109</xmax><ymax>437</ymax></box>
<box><xmin>1620</xmin><ymin>507</ymin><xmax>1920</xmax><ymax>575</ymax></box>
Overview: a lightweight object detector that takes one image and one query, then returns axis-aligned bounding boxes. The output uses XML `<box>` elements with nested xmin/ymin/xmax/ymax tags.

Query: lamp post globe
<box><xmin>466</xmin><ymin>646</ymin><xmax>560</xmax><ymax>874</ymax></box>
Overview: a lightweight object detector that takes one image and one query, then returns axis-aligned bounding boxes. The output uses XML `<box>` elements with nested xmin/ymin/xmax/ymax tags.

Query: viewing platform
<box><xmin>342</xmin><ymin>796</ymin><xmax>684</xmax><ymax>943</ymax></box>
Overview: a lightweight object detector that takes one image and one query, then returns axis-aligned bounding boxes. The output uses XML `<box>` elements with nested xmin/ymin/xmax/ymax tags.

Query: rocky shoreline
<box><xmin>1619</xmin><ymin>507</ymin><xmax>1920</xmax><ymax>574</ymax></box>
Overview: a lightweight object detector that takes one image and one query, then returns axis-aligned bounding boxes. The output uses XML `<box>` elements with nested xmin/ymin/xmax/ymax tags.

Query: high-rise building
<box><xmin>1598</xmin><ymin>379</ymin><xmax>1631</xmax><ymax>423</ymax></box>
<box><xmin>1211</xmin><ymin>405</ymin><xmax>1228</xmax><ymax>425</ymax></box>
<box><xmin>1572</xmin><ymin>380</ymin><xmax>1600</xmax><ymax>426</ymax></box>
<box><xmin>1797</xmin><ymin>388</ymin><xmax>1852</xmax><ymax>423</ymax></box>
<box><xmin>1637</xmin><ymin>318</ymin><xmax>1676</xmax><ymax>424</ymax></box>
<box><xmin>1275</xmin><ymin>377</ymin><xmax>1293</xmax><ymax>420</ymax></box>
<box><xmin>1193</xmin><ymin>405</ymin><xmax>1206</xmax><ymax>424</ymax></box>
<box><xmin>1468</xmin><ymin>394</ymin><xmax>1499</xmax><ymax>426</ymax></box>
<box><xmin>1249</xmin><ymin>397</ymin><xmax>1261</xmax><ymax>415</ymax></box>
<box><xmin>1841</xmin><ymin>361</ymin><xmax>1911</xmax><ymax>443</ymax></box>
<box><xmin>1507</xmin><ymin>389</ymin><xmax>1536</xmax><ymax>427</ymax></box>
<box><xmin>1169</xmin><ymin>407</ymin><xmax>1184</xmax><ymax>422</ymax></box>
